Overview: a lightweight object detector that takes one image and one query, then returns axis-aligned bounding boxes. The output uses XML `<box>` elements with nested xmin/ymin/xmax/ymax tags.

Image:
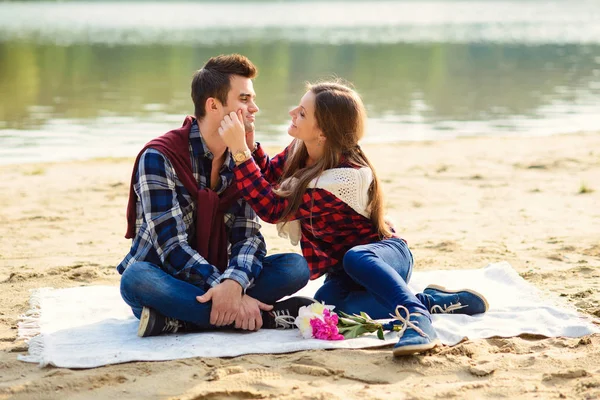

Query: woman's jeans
<box><xmin>120</xmin><ymin>253</ymin><xmax>310</xmax><ymax>329</ymax></box>
<box><xmin>314</xmin><ymin>238</ymin><xmax>431</xmax><ymax>320</ymax></box>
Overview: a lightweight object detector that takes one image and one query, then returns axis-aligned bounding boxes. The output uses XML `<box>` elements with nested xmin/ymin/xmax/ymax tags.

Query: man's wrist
<box><xmin>221</xmin><ymin>278</ymin><xmax>244</xmax><ymax>294</ymax></box>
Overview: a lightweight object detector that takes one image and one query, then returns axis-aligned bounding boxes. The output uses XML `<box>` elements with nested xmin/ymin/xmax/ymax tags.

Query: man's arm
<box><xmin>211</xmin><ymin>199</ymin><xmax>266</xmax><ymax>291</ymax></box>
<box><xmin>197</xmin><ymin>198</ymin><xmax>267</xmax><ymax>327</ymax></box>
<box><xmin>135</xmin><ymin>149</ymin><xmax>219</xmax><ymax>286</ymax></box>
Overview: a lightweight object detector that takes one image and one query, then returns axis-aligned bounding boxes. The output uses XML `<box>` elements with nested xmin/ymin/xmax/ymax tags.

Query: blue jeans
<box><xmin>120</xmin><ymin>253</ymin><xmax>310</xmax><ymax>329</ymax></box>
<box><xmin>314</xmin><ymin>238</ymin><xmax>430</xmax><ymax>320</ymax></box>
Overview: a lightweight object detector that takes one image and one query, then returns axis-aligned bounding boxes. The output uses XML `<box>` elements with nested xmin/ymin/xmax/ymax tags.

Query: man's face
<box><xmin>223</xmin><ymin>75</ymin><xmax>259</xmax><ymax>133</ymax></box>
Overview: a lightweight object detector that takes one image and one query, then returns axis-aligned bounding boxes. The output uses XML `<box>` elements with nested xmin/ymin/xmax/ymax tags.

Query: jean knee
<box><xmin>120</xmin><ymin>268</ymin><xmax>138</xmax><ymax>305</ymax></box>
<box><xmin>120</xmin><ymin>262</ymin><xmax>156</xmax><ymax>304</ymax></box>
<box><xmin>342</xmin><ymin>245</ymin><xmax>372</xmax><ymax>276</ymax></box>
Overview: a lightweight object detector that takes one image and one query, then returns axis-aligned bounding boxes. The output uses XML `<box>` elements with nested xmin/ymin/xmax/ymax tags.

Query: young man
<box><xmin>118</xmin><ymin>54</ymin><xmax>313</xmax><ymax>337</ymax></box>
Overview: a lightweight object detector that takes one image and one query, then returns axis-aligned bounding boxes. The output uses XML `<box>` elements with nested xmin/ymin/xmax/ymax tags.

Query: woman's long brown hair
<box><xmin>274</xmin><ymin>81</ymin><xmax>392</xmax><ymax>239</ymax></box>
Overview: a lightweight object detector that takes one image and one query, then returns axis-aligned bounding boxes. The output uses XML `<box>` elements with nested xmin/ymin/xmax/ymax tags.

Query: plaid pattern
<box><xmin>240</xmin><ymin>145</ymin><xmax>388</xmax><ymax>279</ymax></box>
<box><xmin>117</xmin><ymin>120</ymin><xmax>266</xmax><ymax>290</ymax></box>
<box><xmin>252</xmin><ymin>143</ymin><xmax>286</xmax><ymax>183</ymax></box>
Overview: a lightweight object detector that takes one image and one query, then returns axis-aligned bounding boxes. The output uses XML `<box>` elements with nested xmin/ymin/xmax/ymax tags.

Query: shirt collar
<box><xmin>189</xmin><ymin>118</ymin><xmax>212</xmax><ymax>160</ymax></box>
<box><xmin>189</xmin><ymin>118</ymin><xmax>235</xmax><ymax>171</ymax></box>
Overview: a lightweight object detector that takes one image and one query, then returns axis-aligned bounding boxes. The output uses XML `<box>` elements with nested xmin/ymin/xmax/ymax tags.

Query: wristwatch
<box><xmin>233</xmin><ymin>149</ymin><xmax>252</xmax><ymax>164</ymax></box>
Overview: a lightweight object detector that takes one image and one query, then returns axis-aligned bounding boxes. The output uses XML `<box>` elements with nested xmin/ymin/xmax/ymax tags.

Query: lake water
<box><xmin>1</xmin><ymin>1</ymin><xmax>599</xmax><ymax>164</ymax></box>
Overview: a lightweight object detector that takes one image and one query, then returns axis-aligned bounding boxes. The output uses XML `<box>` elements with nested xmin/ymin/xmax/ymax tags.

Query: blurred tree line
<box><xmin>1</xmin><ymin>39</ymin><xmax>598</xmax><ymax>137</ymax></box>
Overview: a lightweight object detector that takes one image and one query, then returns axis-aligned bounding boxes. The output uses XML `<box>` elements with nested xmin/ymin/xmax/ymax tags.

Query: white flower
<box><xmin>294</xmin><ymin>302</ymin><xmax>336</xmax><ymax>339</ymax></box>
<box><xmin>307</xmin><ymin>302</ymin><xmax>335</xmax><ymax>315</ymax></box>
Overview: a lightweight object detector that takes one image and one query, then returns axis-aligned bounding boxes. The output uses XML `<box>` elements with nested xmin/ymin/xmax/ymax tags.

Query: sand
<box><xmin>0</xmin><ymin>132</ymin><xmax>599</xmax><ymax>399</ymax></box>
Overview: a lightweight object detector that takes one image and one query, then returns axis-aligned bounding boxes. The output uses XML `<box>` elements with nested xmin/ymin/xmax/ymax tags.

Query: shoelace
<box><xmin>162</xmin><ymin>317</ymin><xmax>182</xmax><ymax>333</ymax></box>
<box><xmin>430</xmin><ymin>302</ymin><xmax>468</xmax><ymax>314</ymax></box>
<box><xmin>389</xmin><ymin>305</ymin><xmax>429</xmax><ymax>339</ymax></box>
<box><xmin>272</xmin><ymin>310</ymin><xmax>296</xmax><ymax>329</ymax></box>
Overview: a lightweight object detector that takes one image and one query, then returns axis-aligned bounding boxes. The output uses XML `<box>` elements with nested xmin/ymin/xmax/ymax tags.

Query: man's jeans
<box><xmin>314</xmin><ymin>238</ymin><xmax>431</xmax><ymax>320</ymax></box>
<box><xmin>120</xmin><ymin>253</ymin><xmax>310</xmax><ymax>329</ymax></box>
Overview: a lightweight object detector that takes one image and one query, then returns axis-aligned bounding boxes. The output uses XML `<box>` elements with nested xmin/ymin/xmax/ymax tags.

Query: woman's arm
<box><xmin>251</xmin><ymin>143</ymin><xmax>290</xmax><ymax>184</ymax></box>
<box><xmin>234</xmin><ymin>158</ymin><xmax>344</xmax><ymax>224</ymax></box>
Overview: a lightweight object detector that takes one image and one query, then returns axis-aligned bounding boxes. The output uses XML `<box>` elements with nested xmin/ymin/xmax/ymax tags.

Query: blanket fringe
<box><xmin>16</xmin><ymin>288</ymin><xmax>51</xmax><ymax>366</ymax></box>
<box><xmin>17</xmin><ymin>336</ymin><xmax>46</xmax><ymax>366</ymax></box>
<box><xmin>17</xmin><ymin>288</ymin><xmax>45</xmax><ymax>341</ymax></box>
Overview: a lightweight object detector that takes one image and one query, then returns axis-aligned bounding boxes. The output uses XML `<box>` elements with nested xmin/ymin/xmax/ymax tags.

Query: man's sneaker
<box><xmin>392</xmin><ymin>310</ymin><xmax>440</xmax><ymax>357</ymax></box>
<box><xmin>422</xmin><ymin>285</ymin><xmax>489</xmax><ymax>316</ymax></box>
<box><xmin>137</xmin><ymin>307</ymin><xmax>186</xmax><ymax>337</ymax></box>
<box><xmin>262</xmin><ymin>296</ymin><xmax>317</xmax><ymax>329</ymax></box>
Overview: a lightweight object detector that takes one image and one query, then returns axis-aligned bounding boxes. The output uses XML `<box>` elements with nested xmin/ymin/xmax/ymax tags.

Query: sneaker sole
<box><xmin>137</xmin><ymin>307</ymin><xmax>151</xmax><ymax>337</ymax></box>
<box><xmin>392</xmin><ymin>339</ymin><xmax>441</xmax><ymax>356</ymax></box>
<box><xmin>424</xmin><ymin>284</ymin><xmax>490</xmax><ymax>312</ymax></box>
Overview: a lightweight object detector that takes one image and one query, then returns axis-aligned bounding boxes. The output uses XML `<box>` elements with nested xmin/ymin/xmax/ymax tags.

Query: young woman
<box><xmin>219</xmin><ymin>81</ymin><xmax>488</xmax><ymax>356</ymax></box>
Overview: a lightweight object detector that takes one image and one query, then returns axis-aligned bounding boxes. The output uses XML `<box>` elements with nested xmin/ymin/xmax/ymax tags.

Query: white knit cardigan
<box><xmin>276</xmin><ymin>167</ymin><xmax>373</xmax><ymax>246</ymax></box>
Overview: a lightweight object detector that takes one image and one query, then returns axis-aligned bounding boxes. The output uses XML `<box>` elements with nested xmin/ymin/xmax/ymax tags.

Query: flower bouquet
<box><xmin>294</xmin><ymin>302</ymin><xmax>415</xmax><ymax>341</ymax></box>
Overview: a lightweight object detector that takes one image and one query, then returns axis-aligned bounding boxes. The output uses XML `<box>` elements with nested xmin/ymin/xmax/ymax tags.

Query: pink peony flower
<box><xmin>309</xmin><ymin>311</ymin><xmax>344</xmax><ymax>341</ymax></box>
<box><xmin>323</xmin><ymin>309</ymin><xmax>339</xmax><ymax>325</ymax></box>
<box><xmin>294</xmin><ymin>303</ymin><xmax>343</xmax><ymax>340</ymax></box>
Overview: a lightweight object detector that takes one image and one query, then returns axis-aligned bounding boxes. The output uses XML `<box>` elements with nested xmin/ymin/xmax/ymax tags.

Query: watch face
<box><xmin>234</xmin><ymin>151</ymin><xmax>248</xmax><ymax>162</ymax></box>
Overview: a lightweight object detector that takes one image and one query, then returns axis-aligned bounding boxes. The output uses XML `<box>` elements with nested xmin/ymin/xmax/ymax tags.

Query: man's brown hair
<box><xmin>191</xmin><ymin>54</ymin><xmax>258</xmax><ymax>119</ymax></box>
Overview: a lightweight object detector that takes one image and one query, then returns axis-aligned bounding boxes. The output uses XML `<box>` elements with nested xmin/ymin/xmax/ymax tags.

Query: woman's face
<box><xmin>288</xmin><ymin>91</ymin><xmax>324</xmax><ymax>145</ymax></box>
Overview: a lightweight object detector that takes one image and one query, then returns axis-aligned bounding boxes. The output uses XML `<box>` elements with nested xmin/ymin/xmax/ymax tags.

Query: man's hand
<box><xmin>234</xmin><ymin>295</ymin><xmax>273</xmax><ymax>331</ymax></box>
<box><xmin>196</xmin><ymin>279</ymin><xmax>243</xmax><ymax>326</ymax></box>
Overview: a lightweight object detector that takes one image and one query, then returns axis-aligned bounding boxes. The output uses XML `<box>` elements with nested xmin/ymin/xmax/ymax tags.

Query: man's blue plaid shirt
<box><xmin>116</xmin><ymin>119</ymin><xmax>266</xmax><ymax>290</ymax></box>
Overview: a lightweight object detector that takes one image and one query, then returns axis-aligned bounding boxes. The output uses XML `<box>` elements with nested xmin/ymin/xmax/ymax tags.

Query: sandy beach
<box><xmin>0</xmin><ymin>132</ymin><xmax>599</xmax><ymax>399</ymax></box>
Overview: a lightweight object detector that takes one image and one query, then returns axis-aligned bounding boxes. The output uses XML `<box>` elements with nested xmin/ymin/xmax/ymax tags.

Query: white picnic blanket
<box><xmin>18</xmin><ymin>262</ymin><xmax>599</xmax><ymax>368</ymax></box>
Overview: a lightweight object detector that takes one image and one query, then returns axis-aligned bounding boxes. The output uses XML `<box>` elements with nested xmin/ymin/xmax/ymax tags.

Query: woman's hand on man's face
<box><xmin>218</xmin><ymin>110</ymin><xmax>249</xmax><ymax>153</ymax></box>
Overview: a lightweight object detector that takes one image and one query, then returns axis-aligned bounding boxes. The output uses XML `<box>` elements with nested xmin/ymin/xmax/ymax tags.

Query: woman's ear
<box><xmin>318</xmin><ymin>133</ymin><xmax>327</xmax><ymax>144</ymax></box>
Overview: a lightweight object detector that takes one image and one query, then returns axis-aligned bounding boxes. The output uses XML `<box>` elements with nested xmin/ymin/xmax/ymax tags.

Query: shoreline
<box><xmin>1</xmin><ymin>128</ymin><xmax>598</xmax><ymax>168</ymax></box>
<box><xmin>1</xmin><ymin>132</ymin><xmax>599</xmax><ymax>399</ymax></box>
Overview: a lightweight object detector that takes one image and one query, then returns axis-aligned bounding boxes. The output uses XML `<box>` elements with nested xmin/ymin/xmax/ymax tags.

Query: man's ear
<box><xmin>205</xmin><ymin>97</ymin><xmax>220</xmax><ymax>114</ymax></box>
